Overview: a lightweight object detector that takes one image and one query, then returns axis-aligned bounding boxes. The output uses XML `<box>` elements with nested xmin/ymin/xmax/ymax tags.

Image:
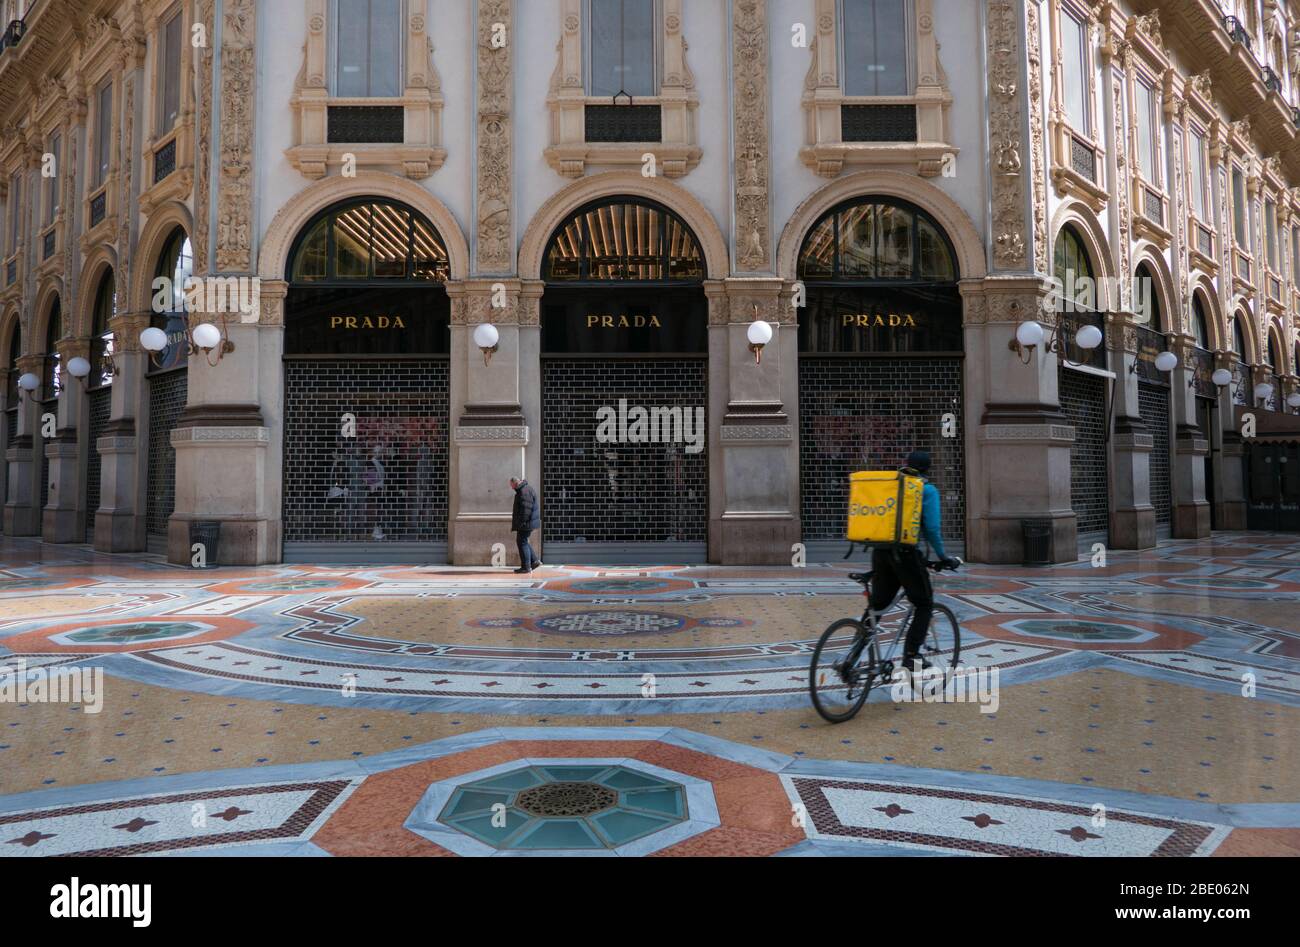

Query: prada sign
<box><xmin>328</xmin><ymin>315</ymin><xmax>408</xmax><ymax>330</ymax></box>
<box><xmin>543</xmin><ymin>287</ymin><xmax>707</xmax><ymax>355</ymax></box>
<box><xmin>586</xmin><ymin>313</ymin><xmax>662</xmax><ymax>329</ymax></box>
<box><xmin>841</xmin><ymin>313</ymin><xmax>919</xmax><ymax>328</ymax></box>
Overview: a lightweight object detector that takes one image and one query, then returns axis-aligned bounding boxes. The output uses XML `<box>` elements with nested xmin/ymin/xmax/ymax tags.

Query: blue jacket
<box><xmin>512</xmin><ymin>481</ymin><xmax>541</xmax><ymax>531</ymax></box>
<box><xmin>920</xmin><ymin>481</ymin><xmax>947</xmax><ymax>559</ymax></box>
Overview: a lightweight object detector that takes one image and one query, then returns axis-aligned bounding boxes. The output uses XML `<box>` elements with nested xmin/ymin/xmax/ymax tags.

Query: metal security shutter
<box><xmin>1138</xmin><ymin>382</ymin><xmax>1171</xmax><ymax>526</ymax></box>
<box><xmin>85</xmin><ymin>386</ymin><xmax>112</xmax><ymax>542</ymax></box>
<box><xmin>798</xmin><ymin>357</ymin><xmax>965</xmax><ymax>550</ymax></box>
<box><xmin>146</xmin><ymin>370</ymin><xmax>187</xmax><ymax>540</ymax></box>
<box><xmin>282</xmin><ymin>359</ymin><xmax>449</xmax><ymax>563</ymax></box>
<box><xmin>541</xmin><ymin>358</ymin><xmax>708</xmax><ymax>563</ymax></box>
<box><xmin>1058</xmin><ymin>368</ymin><xmax>1109</xmax><ymax>537</ymax></box>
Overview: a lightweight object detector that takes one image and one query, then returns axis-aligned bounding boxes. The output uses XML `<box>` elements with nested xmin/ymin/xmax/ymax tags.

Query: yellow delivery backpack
<box><xmin>846</xmin><ymin>470</ymin><xmax>925</xmax><ymax>545</ymax></box>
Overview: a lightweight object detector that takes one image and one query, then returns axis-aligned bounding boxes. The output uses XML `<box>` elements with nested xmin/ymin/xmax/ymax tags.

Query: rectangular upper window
<box><xmin>157</xmin><ymin>9</ymin><xmax>183</xmax><ymax>133</ymax></box>
<box><xmin>95</xmin><ymin>81</ymin><xmax>112</xmax><ymax>188</ymax></box>
<box><xmin>1265</xmin><ymin>199</ymin><xmax>1278</xmax><ymax>269</ymax></box>
<box><xmin>841</xmin><ymin>0</ymin><xmax>910</xmax><ymax>97</ymax></box>
<box><xmin>1232</xmin><ymin>167</ymin><xmax>1247</xmax><ymax>246</ymax></box>
<box><xmin>1189</xmin><ymin>130</ymin><xmax>1207</xmax><ymax>221</ymax></box>
<box><xmin>588</xmin><ymin>0</ymin><xmax>657</xmax><ymax>98</ymax></box>
<box><xmin>1135</xmin><ymin>80</ymin><xmax>1159</xmax><ymax>185</ymax></box>
<box><xmin>334</xmin><ymin>0</ymin><xmax>404</xmax><ymax>98</ymax></box>
<box><xmin>1060</xmin><ymin>10</ymin><xmax>1089</xmax><ymax>135</ymax></box>
<box><xmin>7</xmin><ymin>173</ymin><xmax>19</xmax><ymax>255</ymax></box>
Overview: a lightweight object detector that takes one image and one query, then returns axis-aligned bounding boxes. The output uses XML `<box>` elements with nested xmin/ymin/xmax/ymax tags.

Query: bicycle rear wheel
<box><xmin>809</xmin><ymin>618</ymin><xmax>876</xmax><ymax>723</ymax></box>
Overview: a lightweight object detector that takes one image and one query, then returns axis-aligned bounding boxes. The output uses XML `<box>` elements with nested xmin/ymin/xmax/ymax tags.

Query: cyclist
<box><xmin>867</xmin><ymin>450</ymin><xmax>960</xmax><ymax>672</ymax></box>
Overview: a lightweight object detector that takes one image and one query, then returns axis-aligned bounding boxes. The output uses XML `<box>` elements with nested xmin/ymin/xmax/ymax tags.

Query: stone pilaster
<box><xmin>709</xmin><ymin>278</ymin><xmax>800</xmax><ymax>565</ymax></box>
<box><xmin>96</xmin><ymin>311</ymin><xmax>149</xmax><ymax>552</ymax></box>
<box><xmin>475</xmin><ymin>0</ymin><xmax>512</xmax><ymax>275</ymax></box>
<box><xmin>448</xmin><ymin>280</ymin><xmax>533</xmax><ymax>565</ymax></box>
<box><xmin>732</xmin><ymin>0</ymin><xmax>770</xmax><ymax>274</ymax></box>
<box><xmin>1169</xmin><ymin>334</ymin><xmax>1211</xmax><ymax>538</ymax></box>
<box><xmin>42</xmin><ymin>337</ymin><xmax>91</xmax><ymax>543</ymax></box>
<box><xmin>1109</xmin><ymin>318</ymin><xmax>1156</xmax><ymax>550</ymax></box>
<box><xmin>1216</xmin><ymin>352</ymin><xmax>1247</xmax><ymax>529</ymax></box>
<box><xmin>4</xmin><ymin>355</ymin><xmax>42</xmax><ymax>536</ymax></box>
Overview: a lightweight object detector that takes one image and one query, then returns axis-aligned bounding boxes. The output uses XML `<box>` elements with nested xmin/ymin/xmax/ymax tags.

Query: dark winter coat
<box><xmin>512</xmin><ymin>481</ymin><xmax>540</xmax><ymax>531</ymax></box>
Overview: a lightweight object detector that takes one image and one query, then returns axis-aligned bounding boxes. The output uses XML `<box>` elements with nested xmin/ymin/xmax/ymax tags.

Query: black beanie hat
<box><xmin>905</xmin><ymin>450</ymin><xmax>931</xmax><ymax>474</ymax></box>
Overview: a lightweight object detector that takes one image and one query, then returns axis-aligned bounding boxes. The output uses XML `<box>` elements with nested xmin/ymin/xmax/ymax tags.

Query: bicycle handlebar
<box><xmin>847</xmin><ymin>557</ymin><xmax>962</xmax><ymax>585</ymax></box>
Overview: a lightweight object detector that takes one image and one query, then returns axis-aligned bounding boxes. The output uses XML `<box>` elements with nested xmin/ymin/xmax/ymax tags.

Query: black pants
<box><xmin>516</xmin><ymin>530</ymin><xmax>538</xmax><ymax>570</ymax></box>
<box><xmin>868</xmin><ymin>546</ymin><xmax>932</xmax><ymax>658</ymax></box>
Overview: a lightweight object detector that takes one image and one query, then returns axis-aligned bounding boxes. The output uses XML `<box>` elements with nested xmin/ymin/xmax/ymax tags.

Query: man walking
<box><xmin>510</xmin><ymin>476</ymin><xmax>542</xmax><ymax>573</ymax></box>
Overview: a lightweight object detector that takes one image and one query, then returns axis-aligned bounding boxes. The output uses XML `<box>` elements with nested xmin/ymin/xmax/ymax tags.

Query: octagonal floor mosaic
<box><xmin>1</xmin><ymin>532</ymin><xmax>1299</xmax><ymax>857</ymax></box>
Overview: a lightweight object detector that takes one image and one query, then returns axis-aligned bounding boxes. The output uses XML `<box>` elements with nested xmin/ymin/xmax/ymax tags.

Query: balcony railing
<box><xmin>152</xmin><ymin>138</ymin><xmax>176</xmax><ymax>185</ymax></box>
<box><xmin>42</xmin><ymin>228</ymin><xmax>54</xmax><ymax>260</ymax></box>
<box><xmin>1223</xmin><ymin>15</ymin><xmax>1252</xmax><ymax>51</ymax></box>
<box><xmin>327</xmin><ymin>105</ymin><xmax>405</xmax><ymax>144</ymax></box>
<box><xmin>89</xmin><ymin>191</ymin><xmax>105</xmax><ymax>228</ymax></box>
<box><xmin>1189</xmin><ymin>347</ymin><xmax>1217</xmax><ymax>399</ymax></box>
<box><xmin>841</xmin><ymin>104</ymin><xmax>918</xmax><ymax>143</ymax></box>
<box><xmin>0</xmin><ymin>1</ymin><xmax>39</xmax><ymax>59</ymax></box>
<box><xmin>1262</xmin><ymin>67</ymin><xmax>1282</xmax><ymax>95</ymax></box>
<box><xmin>584</xmin><ymin>104</ymin><xmax>662</xmax><ymax>143</ymax></box>
<box><xmin>1070</xmin><ymin>134</ymin><xmax>1097</xmax><ymax>183</ymax></box>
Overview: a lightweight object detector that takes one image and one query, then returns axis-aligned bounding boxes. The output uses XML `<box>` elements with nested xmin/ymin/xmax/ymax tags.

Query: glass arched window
<box><xmin>149</xmin><ymin>227</ymin><xmax>192</xmax><ymax>373</ymax></box>
<box><xmin>1267</xmin><ymin>333</ymin><xmax>1279</xmax><ymax>370</ymax></box>
<box><xmin>1191</xmin><ymin>294</ymin><xmax>1210</xmax><ymax>350</ymax></box>
<box><xmin>1053</xmin><ymin>225</ymin><xmax>1095</xmax><ymax>309</ymax></box>
<box><xmin>1134</xmin><ymin>263</ymin><xmax>1162</xmax><ymax>331</ymax></box>
<box><xmin>289</xmin><ymin>199</ymin><xmax>448</xmax><ymax>283</ymax></box>
<box><xmin>1232</xmin><ymin>316</ymin><xmax>1247</xmax><ymax>361</ymax></box>
<box><xmin>797</xmin><ymin>198</ymin><xmax>957</xmax><ymax>282</ymax></box>
<box><xmin>543</xmin><ymin>199</ymin><xmax>703</xmax><ymax>282</ymax></box>
<box><xmin>42</xmin><ymin>299</ymin><xmax>62</xmax><ymax>401</ymax></box>
<box><xmin>90</xmin><ymin>271</ymin><xmax>115</xmax><ymax>388</ymax></box>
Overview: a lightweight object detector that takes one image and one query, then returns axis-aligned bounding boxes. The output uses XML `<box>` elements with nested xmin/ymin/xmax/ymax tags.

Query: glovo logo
<box><xmin>850</xmin><ymin>496</ymin><xmax>896</xmax><ymax>518</ymax></box>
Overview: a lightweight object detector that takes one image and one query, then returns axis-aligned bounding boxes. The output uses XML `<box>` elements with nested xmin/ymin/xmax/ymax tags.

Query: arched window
<box><xmin>90</xmin><ymin>271</ymin><xmax>115</xmax><ymax>388</ymax></box>
<box><xmin>149</xmin><ymin>227</ymin><xmax>192</xmax><ymax>373</ymax></box>
<box><xmin>1232</xmin><ymin>316</ymin><xmax>1247</xmax><ymax>361</ymax></box>
<box><xmin>1267</xmin><ymin>333</ymin><xmax>1279</xmax><ymax>370</ymax></box>
<box><xmin>1134</xmin><ymin>263</ymin><xmax>1163</xmax><ymax>330</ymax></box>
<box><xmin>289</xmin><ymin>199</ymin><xmax>448</xmax><ymax>283</ymax></box>
<box><xmin>1053</xmin><ymin>225</ymin><xmax>1096</xmax><ymax>310</ymax></box>
<box><xmin>543</xmin><ymin>198</ymin><xmax>703</xmax><ymax>282</ymax></box>
<box><xmin>1191</xmin><ymin>294</ymin><xmax>1210</xmax><ymax>350</ymax></box>
<box><xmin>42</xmin><ymin>298</ymin><xmax>62</xmax><ymax>401</ymax></box>
<box><xmin>798</xmin><ymin>197</ymin><xmax>957</xmax><ymax>282</ymax></box>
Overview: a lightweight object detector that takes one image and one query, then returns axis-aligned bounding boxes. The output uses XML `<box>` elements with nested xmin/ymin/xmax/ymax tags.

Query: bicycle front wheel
<box><xmin>922</xmin><ymin>603</ymin><xmax>961</xmax><ymax>674</ymax></box>
<box><xmin>809</xmin><ymin>618</ymin><xmax>876</xmax><ymax>723</ymax></box>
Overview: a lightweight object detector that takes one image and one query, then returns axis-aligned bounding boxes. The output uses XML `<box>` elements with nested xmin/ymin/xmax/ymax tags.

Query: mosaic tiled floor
<box><xmin>1</xmin><ymin>533</ymin><xmax>1298</xmax><ymax>857</ymax></box>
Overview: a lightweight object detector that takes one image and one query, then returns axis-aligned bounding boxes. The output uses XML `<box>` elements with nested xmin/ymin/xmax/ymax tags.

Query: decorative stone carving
<box><xmin>988</xmin><ymin>0</ymin><xmax>1029</xmax><ymax>270</ymax></box>
<box><xmin>733</xmin><ymin>0</ymin><xmax>770</xmax><ymax>274</ymax></box>
<box><xmin>194</xmin><ymin>0</ymin><xmax>215</xmax><ymax>274</ymax></box>
<box><xmin>1025</xmin><ymin>0</ymin><xmax>1048</xmax><ymax>275</ymax></box>
<box><xmin>477</xmin><ymin>0</ymin><xmax>513</xmax><ymax>275</ymax></box>
<box><xmin>216</xmin><ymin>0</ymin><xmax>256</xmax><ymax>273</ymax></box>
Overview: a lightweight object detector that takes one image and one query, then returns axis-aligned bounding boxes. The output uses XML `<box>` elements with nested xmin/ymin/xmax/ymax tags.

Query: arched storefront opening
<box><xmin>38</xmin><ymin>297</ymin><xmax>62</xmax><ymax>519</ymax></box>
<box><xmin>540</xmin><ymin>197</ymin><xmax>709</xmax><ymax>563</ymax></box>
<box><xmin>1054</xmin><ymin>225</ymin><xmax>1110</xmax><ymax>543</ymax></box>
<box><xmin>1230</xmin><ymin>313</ymin><xmax>1250</xmax><ymax>407</ymax></box>
<box><xmin>282</xmin><ymin>198</ymin><xmax>451</xmax><ymax>563</ymax></box>
<box><xmin>796</xmin><ymin>196</ymin><xmax>965</xmax><ymax>554</ymax></box>
<box><xmin>1246</xmin><ymin>328</ymin><xmax>1299</xmax><ymax>530</ymax></box>
<box><xmin>1133</xmin><ymin>261</ymin><xmax>1171</xmax><ymax>531</ymax></box>
<box><xmin>84</xmin><ymin>271</ymin><xmax>115</xmax><ymax>542</ymax></box>
<box><xmin>145</xmin><ymin>227</ymin><xmax>191</xmax><ymax>551</ymax></box>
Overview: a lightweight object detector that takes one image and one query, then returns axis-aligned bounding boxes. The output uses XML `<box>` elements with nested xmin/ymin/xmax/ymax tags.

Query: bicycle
<box><xmin>808</xmin><ymin>555</ymin><xmax>963</xmax><ymax>723</ymax></box>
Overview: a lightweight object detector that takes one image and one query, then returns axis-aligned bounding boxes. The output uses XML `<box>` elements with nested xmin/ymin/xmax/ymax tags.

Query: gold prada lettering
<box><xmin>840</xmin><ymin>313</ymin><xmax>918</xmax><ymax>328</ymax></box>
<box><xmin>327</xmin><ymin>315</ymin><xmax>407</xmax><ymax>330</ymax></box>
<box><xmin>585</xmin><ymin>314</ymin><xmax>663</xmax><ymax>328</ymax></box>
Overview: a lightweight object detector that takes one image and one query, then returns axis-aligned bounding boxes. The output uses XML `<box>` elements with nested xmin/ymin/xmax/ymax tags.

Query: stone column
<box><xmin>1216</xmin><ymin>351</ymin><xmax>1247</xmax><ymax>528</ymax></box>
<box><xmin>448</xmin><ymin>282</ymin><xmax>531</xmax><ymax>565</ymax></box>
<box><xmin>166</xmin><ymin>0</ymin><xmax>272</xmax><ymax>565</ymax></box>
<box><xmin>96</xmin><ymin>311</ymin><xmax>149</xmax><ymax>552</ymax></box>
<box><xmin>42</xmin><ymin>336</ymin><xmax>91</xmax><ymax>542</ymax></box>
<box><xmin>711</xmin><ymin>280</ymin><xmax>800</xmax><ymax>564</ymax></box>
<box><xmin>447</xmin><ymin>0</ymin><xmax>525</xmax><ymax>566</ymax></box>
<box><xmin>1110</xmin><ymin>319</ymin><xmax>1155</xmax><ymax>549</ymax></box>
<box><xmin>3</xmin><ymin>355</ymin><xmax>41</xmax><ymax>536</ymax></box>
<box><xmin>1170</xmin><ymin>334</ymin><xmax>1211</xmax><ymax>537</ymax></box>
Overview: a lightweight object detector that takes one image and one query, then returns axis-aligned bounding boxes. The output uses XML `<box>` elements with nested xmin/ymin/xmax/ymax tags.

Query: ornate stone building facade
<box><xmin>0</xmin><ymin>0</ymin><xmax>1297</xmax><ymax>566</ymax></box>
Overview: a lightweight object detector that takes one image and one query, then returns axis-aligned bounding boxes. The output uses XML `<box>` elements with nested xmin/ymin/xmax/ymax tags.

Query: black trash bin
<box><xmin>1020</xmin><ymin>519</ymin><xmax>1053</xmax><ymax>567</ymax></box>
<box><xmin>189</xmin><ymin>521</ymin><xmax>221</xmax><ymax>569</ymax></box>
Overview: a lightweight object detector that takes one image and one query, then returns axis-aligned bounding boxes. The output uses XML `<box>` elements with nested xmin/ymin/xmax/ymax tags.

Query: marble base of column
<box><xmin>3</xmin><ymin>436</ymin><xmax>38</xmax><ymax>536</ymax></box>
<box><xmin>1172</xmin><ymin>424</ymin><xmax>1211</xmax><ymax>538</ymax></box>
<box><xmin>451</xmin><ymin>407</ymin><xmax>529</xmax><ymax>566</ymax></box>
<box><xmin>1110</xmin><ymin>417</ymin><xmax>1155</xmax><ymax>550</ymax></box>
<box><xmin>94</xmin><ymin>418</ymin><xmax>146</xmax><ymax>552</ymax></box>
<box><xmin>42</xmin><ymin>431</ymin><xmax>85</xmax><ymax>542</ymax></box>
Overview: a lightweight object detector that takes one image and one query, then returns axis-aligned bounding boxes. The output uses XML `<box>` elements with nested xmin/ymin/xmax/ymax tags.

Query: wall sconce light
<box><xmin>16</xmin><ymin>372</ymin><xmax>39</xmax><ymax>403</ymax></box>
<box><xmin>1009</xmin><ymin>319</ymin><xmax>1102</xmax><ymax>366</ymax></box>
<box><xmin>747</xmin><ymin>305</ymin><xmax>773</xmax><ymax>364</ymax></box>
<box><xmin>473</xmin><ymin>322</ymin><xmax>500</xmax><ymax>366</ymax></box>
<box><xmin>139</xmin><ymin>318</ymin><xmax>234</xmax><ymax>369</ymax></box>
<box><xmin>1287</xmin><ymin>392</ymin><xmax>1300</xmax><ymax>409</ymax></box>
<box><xmin>1253</xmin><ymin>381</ymin><xmax>1274</xmax><ymax>405</ymax></box>
<box><xmin>1153</xmin><ymin>351</ymin><xmax>1179</xmax><ymax>373</ymax></box>
<box><xmin>66</xmin><ymin>356</ymin><xmax>91</xmax><ymax>386</ymax></box>
<box><xmin>1211</xmin><ymin>368</ymin><xmax>1233</xmax><ymax>388</ymax></box>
